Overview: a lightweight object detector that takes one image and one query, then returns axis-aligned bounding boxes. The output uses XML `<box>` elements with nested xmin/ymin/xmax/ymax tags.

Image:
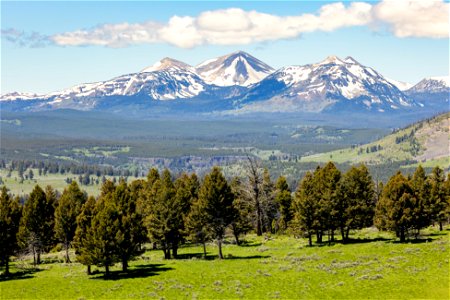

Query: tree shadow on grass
<box><xmin>392</xmin><ymin>238</ymin><xmax>434</xmax><ymax>244</ymax></box>
<box><xmin>238</xmin><ymin>241</ymin><xmax>263</xmax><ymax>247</ymax></box>
<box><xmin>174</xmin><ymin>253</ymin><xmax>270</xmax><ymax>260</ymax></box>
<box><xmin>90</xmin><ymin>264</ymin><xmax>173</xmax><ymax>281</ymax></box>
<box><xmin>336</xmin><ymin>237</ymin><xmax>392</xmax><ymax>245</ymax></box>
<box><xmin>0</xmin><ymin>268</ymin><xmax>42</xmax><ymax>282</ymax></box>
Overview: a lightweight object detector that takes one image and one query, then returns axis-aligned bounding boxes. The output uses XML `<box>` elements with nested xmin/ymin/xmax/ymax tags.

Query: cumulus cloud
<box><xmin>2</xmin><ymin>0</ymin><xmax>448</xmax><ymax>49</ymax></box>
<box><xmin>1</xmin><ymin>28</ymin><xmax>50</xmax><ymax>47</ymax></box>
<box><xmin>373</xmin><ymin>0</ymin><xmax>449</xmax><ymax>38</ymax></box>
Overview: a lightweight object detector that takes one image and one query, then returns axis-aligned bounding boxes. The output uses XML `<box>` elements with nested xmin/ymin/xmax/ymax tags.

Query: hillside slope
<box><xmin>301</xmin><ymin>112</ymin><xmax>449</xmax><ymax>168</ymax></box>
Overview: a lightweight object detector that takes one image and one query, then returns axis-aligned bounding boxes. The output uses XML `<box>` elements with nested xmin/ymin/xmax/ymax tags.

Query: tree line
<box><xmin>1</xmin><ymin>161</ymin><xmax>449</xmax><ymax>276</ymax></box>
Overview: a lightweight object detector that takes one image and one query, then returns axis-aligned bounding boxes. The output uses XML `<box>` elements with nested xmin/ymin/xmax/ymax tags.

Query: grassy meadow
<box><xmin>1</xmin><ymin>227</ymin><xmax>449</xmax><ymax>299</ymax></box>
<box><xmin>0</xmin><ymin>169</ymin><xmax>140</xmax><ymax>198</ymax></box>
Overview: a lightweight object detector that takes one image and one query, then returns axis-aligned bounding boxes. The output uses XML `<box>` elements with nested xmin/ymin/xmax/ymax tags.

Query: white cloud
<box><xmin>374</xmin><ymin>0</ymin><xmax>449</xmax><ymax>39</ymax></box>
<box><xmin>3</xmin><ymin>1</ymin><xmax>448</xmax><ymax>48</ymax></box>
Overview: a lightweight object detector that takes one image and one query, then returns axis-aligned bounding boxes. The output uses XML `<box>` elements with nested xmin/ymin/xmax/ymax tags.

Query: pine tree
<box><xmin>198</xmin><ymin>167</ymin><xmax>235</xmax><ymax>259</ymax></box>
<box><xmin>428</xmin><ymin>166</ymin><xmax>448</xmax><ymax>230</ymax></box>
<box><xmin>89</xmin><ymin>192</ymin><xmax>120</xmax><ymax>275</ymax></box>
<box><xmin>315</xmin><ymin>162</ymin><xmax>341</xmax><ymax>244</ymax></box>
<box><xmin>274</xmin><ymin>176</ymin><xmax>292</xmax><ymax>232</ymax></box>
<box><xmin>410</xmin><ymin>165</ymin><xmax>432</xmax><ymax>235</ymax></box>
<box><xmin>185</xmin><ymin>198</ymin><xmax>211</xmax><ymax>257</ymax></box>
<box><xmin>114</xmin><ymin>180</ymin><xmax>146</xmax><ymax>271</ymax></box>
<box><xmin>54</xmin><ymin>181</ymin><xmax>87</xmax><ymax>263</ymax></box>
<box><xmin>73</xmin><ymin>196</ymin><xmax>96</xmax><ymax>275</ymax></box>
<box><xmin>260</xmin><ymin>168</ymin><xmax>277</xmax><ymax>233</ymax></box>
<box><xmin>230</xmin><ymin>177</ymin><xmax>253</xmax><ymax>245</ymax></box>
<box><xmin>337</xmin><ymin>164</ymin><xmax>375</xmax><ymax>242</ymax></box>
<box><xmin>18</xmin><ymin>185</ymin><xmax>56</xmax><ymax>264</ymax></box>
<box><xmin>293</xmin><ymin>172</ymin><xmax>317</xmax><ymax>246</ymax></box>
<box><xmin>145</xmin><ymin>169</ymin><xmax>177</xmax><ymax>259</ymax></box>
<box><xmin>375</xmin><ymin>172</ymin><xmax>416</xmax><ymax>242</ymax></box>
<box><xmin>0</xmin><ymin>187</ymin><xmax>22</xmax><ymax>275</ymax></box>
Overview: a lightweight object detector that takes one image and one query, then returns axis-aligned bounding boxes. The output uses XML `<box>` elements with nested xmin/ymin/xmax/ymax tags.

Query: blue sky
<box><xmin>2</xmin><ymin>0</ymin><xmax>449</xmax><ymax>94</ymax></box>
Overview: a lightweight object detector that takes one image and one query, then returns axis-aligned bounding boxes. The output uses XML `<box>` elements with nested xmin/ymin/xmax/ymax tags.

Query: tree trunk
<box><xmin>308</xmin><ymin>233</ymin><xmax>312</xmax><ymax>247</ymax></box>
<box><xmin>65</xmin><ymin>240</ymin><xmax>71</xmax><ymax>263</ymax></box>
<box><xmin>439</xmin><ymin>221</ymin><xmax>443</xmax><ymax>231</ymax></box>
<box><xmin>202</xmin><ymin>241</ymin><xmax>207</xmax><ymax>258</ymax></box>
<box><xmin>400</xmin><ymin>228</ymin><xmax>405</xmax><ymax>243</ymax></box>
<box><xmin>122</xmin><ymin>257</ymin><xmax>128</xmax><ymax>272</ymax></box>
<box><xmin>87</xmin><ymin>265</ymin><xmax>91</xmax><ymax>275</ymax></box>
<box><xmin>345</xmin><ymin>228</ymin><xmax>350</xmax><ymax>241</ymax></box>
<box><xmin>316</xmin><ymin>231</ymin><xmax>322</xmax><ymax>243</ymax></box>
<box><xmin>37</xmin><ymin>250</ymin><xmax>41</xmax><ymax>265</ymax></box>
<box><xmin>340</xmin><ymin>227</ymin><xmax>346</xmax><ymax>242</ymax></box>
<box><xmin>4</xmin><ymin>256</ymin><xmax>9</xmax><ymax>276</ymax></box>
<box><xmin>217</xmin><ymin>239</ymin><xmax>223</xmax><ymax>259</ymax></box>
<box><xmin>172</xmin><ymin>244</ymin><xmax>178</xmax><ymax>259</ymax></box>
<box><xmin>331</xmin><ymin>229</ymin><xmax>335</xmax><ymax>242</ymax></box>
<box><xmin>256</xmin><ymin>201</ymin><xmax>262</xmax><ymax>236</ymax></box>
<box><xmin>233</xmin><ymin>230</ymin><xmax>240</xmax><ymax>246</ymax></box>
<box><xmin>105</xmin><ymin>265</ymin><xmax>110</xmax><ymax>276</ymax></box>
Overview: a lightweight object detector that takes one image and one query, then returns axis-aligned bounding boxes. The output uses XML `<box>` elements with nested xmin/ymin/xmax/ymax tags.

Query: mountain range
<box><xmin>1</xmin><ymin>51</ymin><xmax>449</xmax><ymax>115</ymax></box>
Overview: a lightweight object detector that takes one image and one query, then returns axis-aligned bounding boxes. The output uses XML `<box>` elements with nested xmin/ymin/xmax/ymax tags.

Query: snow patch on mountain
<box><xmin>196</xmin><ymin>51</ymin><xmax>274</xmax><ymax>86</ymax></box>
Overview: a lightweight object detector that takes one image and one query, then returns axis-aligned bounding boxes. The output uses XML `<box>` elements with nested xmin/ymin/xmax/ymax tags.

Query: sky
<box><xmin>1</xmin><ymin>0</ymin><xmax>449</xmax><ymax>94</ymax></box>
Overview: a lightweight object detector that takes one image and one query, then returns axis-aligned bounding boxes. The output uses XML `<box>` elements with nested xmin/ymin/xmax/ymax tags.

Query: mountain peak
<box><xmin>319</xmin><ymin>55</ymin><xmax>344</xmax><ymax>65</ymax></box>
<box><xmin>196</xmin><ymin>51</ymin><xmax>274</xmax><ymax>86</ymax></box>
<box><xmin>344</xmin><ymin>56</ymin><xmax>359</xmax><ymax>64</ymax></box>
<box><xmin>141</xmin><ymin>57</ymin><xmax>193</xmax><ymax>73</ymax></box>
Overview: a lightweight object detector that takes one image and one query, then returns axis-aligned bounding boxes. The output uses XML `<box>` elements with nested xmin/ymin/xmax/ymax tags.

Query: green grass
<box><xmin>1</xmin><ymin>228</ymin><xmax>449</xmax><ymax>299</ymax></box>
<box><xmin>0</xmin><ymin>170</ymin><xmax>140</xmax><ymax>198</ymax></box>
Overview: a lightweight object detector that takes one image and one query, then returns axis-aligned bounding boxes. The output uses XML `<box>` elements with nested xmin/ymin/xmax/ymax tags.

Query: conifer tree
<box><xmin>260</xmin><ymin>168</ymin><xmax>277</xmax><ymax>233</ymax></box>
<box><xmin>230</xmin><ymin>177</ymin><xmax>253</xmax><ymax>245</ymax></box>
<box><xmin>18</xmin><ymin>185</ymin><xmax>56</xmax><ymax>264</ymax></box>
<box><xmin>0</xmin><ymin>187</ymin><xmax>22</xmax><ymax>275</ymax></box>
<box><xmin>375</xmin><ymin>172</ymin><xmax>416</xmax><ymax>242</ymax></box>
<box><xmin>410</xmin><ymin>165</ymin><xmax>432</xmax><ymax>235</ymax></box>
<box><xmin>89</xmin><ymin>192</ymin><xmax>120</xmax><ymax>275</ymax></box>
<box><xmin>274</xmin><ymin>176</ymin><xmax>292</xmax><ymax>231</ymax></box>
<box><xmin>293</xmin><ymin>171</ymin><xmax>317</xmax><ymax>246</ymax></box>
<box><xmin>185</xmin><ymin>198</ymin><xmax>211</xmax><ymax>257</ymax></box>
<box><xmin>428</xmin><ymin>166</ymin><xmax>448</xmax><ymax>230</ymax></box>
<box><xmin>199</xmin><ymin>167</ymin><xmax>235</xmax><ymax>259</ymax></box>
<box><xmin>315</xmin><ymin>162</ymin><xmax>341</xmax><ymax>243</ymax></box>
<box><xmin>55</xmin><ymin>181</ymin><xmax>87</xmax><ymax>263</ymax></box>
<box><xmin>114</xmin><ymin>180</ymin><xmax>146</xmax><ymax>271</ymax></box>
<box><xmin>73</xmin><ymin>196</ymin><xmax>96</xmax><ymax>275</ymax></box>
<box><xmin>145</xmin><ymin>169</ymin><xmax>177</xmax><ymax>259</ymax></box>
<box><xmin>337</xmin><ymin>164</ymin><xmax>375</xmax><ymax>242</ymax></box>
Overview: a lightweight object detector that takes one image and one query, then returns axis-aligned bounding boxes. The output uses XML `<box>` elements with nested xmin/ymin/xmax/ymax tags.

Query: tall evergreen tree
<box><xmin>293</xmin><ymin>172</ymin><xmax>317</xmax><ymax>246</ymax></box>
<box><xmin>337</xmin><ymin>164</ymin><xmax>375</xmax><ymax>242</ymax></box>
<box><xmin>0</xmin><ymin>187</ymin><xmax>22</xmax><ymax>275</ymax></box>
<box><xmin>375</xmin><ymin>172</ymin><xmax>416</xmax><ymax>242</ymax></box>
<box><xmin>114</xmin><ymin>180</ymin><xmax>146</xmax><ymax>271</ymax></box>
<box><xmin>230</xmin><ymin>177</ymin><xmax>253</xmax><ymax>245</ymax></box>
<box><xmin>274</xmin><ymin>176</ymin><xmax>292</xmax><ymax>231</ymax></box>
<box><xmin>410</xmin><ymin>165</ymin><xmax>432</xmax><ymax>235</ymax></box>
<box><xmin>73</xmin><ymin>196</ymin><xmax>96</xmax><ymax>275</ymax></box>
<box><xmin>185</xmin><ymin>198</ymin><xmax>211</xmax><ymax>257</ymax></box>
<box><xmin>428</xmin><ymin>166</ymin><xmax>448</xmax><ymax>230</ymax></box>
<box><xmin>199</xmin><ymin>167</ymin><xmax>235</xmax><ymax>259</ymax></box>
<box><xmin>89</xmin><ymin>192</ymin><xmax>120</xmax><ymax>275</ymax></box>
<box><xmin>18</xmin><ymin>185</ymin><xmax>56</xmax><ymax>264</ymax></box>
<box><xmin>54</xmin><ymin>181</ymin><xmax>87</xmax><ymax>263</ymax></box>
<box><xmin>145</xmin><ymin>169</ymin><xmax>178</xmax><ymax>259</ymax></box>
<box><xmin>315</xmin><ymin>162</ymin><xmax>341</xmax><ymax>244</ymax></box>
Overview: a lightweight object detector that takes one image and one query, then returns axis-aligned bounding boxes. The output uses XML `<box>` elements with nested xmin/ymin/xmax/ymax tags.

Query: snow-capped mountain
<box><xmin>386</xmin><ymin>78</ymin><xmax>413</xmax><ymax>91</ymax></box>
<box><xmin>237</xmin><ymin>56</ymin><xmax>415</xmax><ymax>113</ymax></box>
<box><xmin>404</xmin><ymin>76</ymin><xmax>449</xmax><ymax>110</ymax></box>
<box><xmin>196</xmin><ymin>51</ymin><xmax>274</xmax><ymax>87</ymax></box>
<box><xmin>2</xmin><ymin>52</ymin><xmax>444</xmax><ymax>115</ymax></box>
<box><xmin>407</xmin><ymin>76</ymin><xmax>450</xmax><ymax>93</ymax></box>
<box><xmin>141</xmin><ymin>57</ymin><xmax>194</xmax><ymax>73</ymax></box>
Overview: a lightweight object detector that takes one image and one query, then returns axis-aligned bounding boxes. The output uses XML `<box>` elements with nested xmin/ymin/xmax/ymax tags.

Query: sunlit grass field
<box><xmin>1</xmin><ymin>227</ymin><xmax>449</xmax><ymax>299</ymax></box>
